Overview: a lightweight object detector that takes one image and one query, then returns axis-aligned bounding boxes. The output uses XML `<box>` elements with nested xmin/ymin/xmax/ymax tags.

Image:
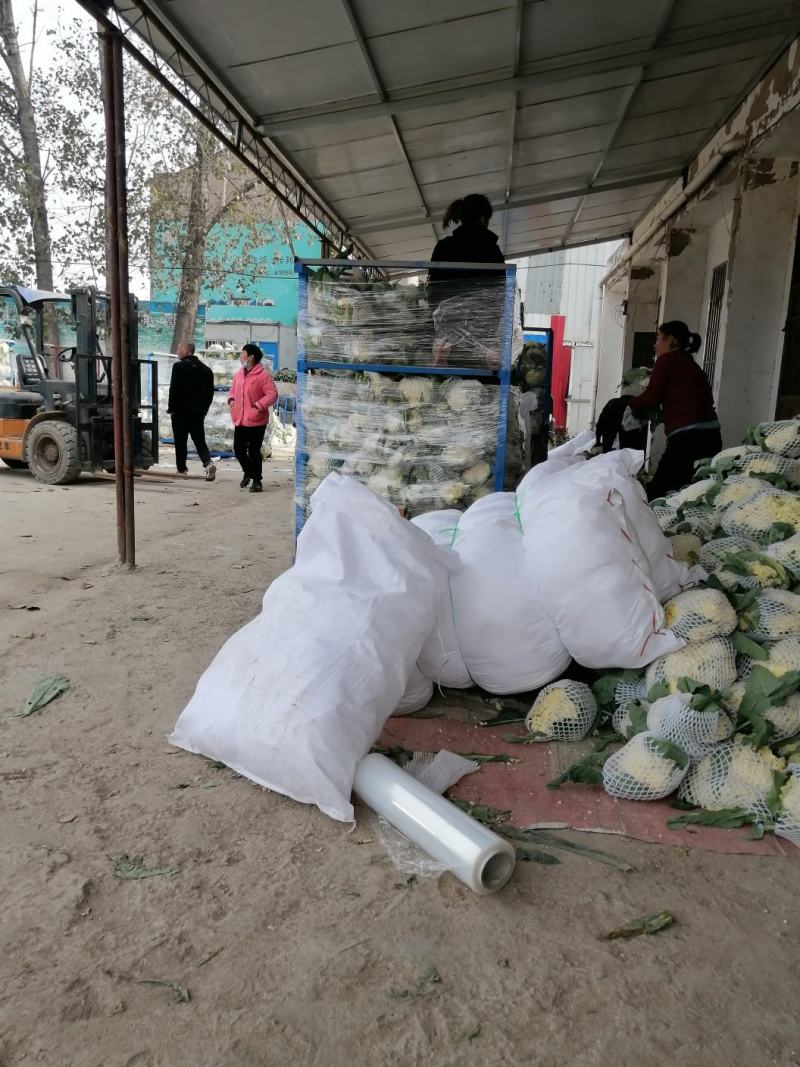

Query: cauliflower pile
<box><xmin>548</xmin><ymin>418</ymin><xmax>800</xmax><ymax>847</ymax></box>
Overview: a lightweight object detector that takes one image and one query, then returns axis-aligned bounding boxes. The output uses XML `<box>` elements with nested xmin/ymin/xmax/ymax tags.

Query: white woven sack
<box><xmin>410</xmin><ymin>509</ymin><xmax>473</xmax><ymax>688</ymax></box>
<box><xmin>170</xmin><ymin>474</ymin><xmax>451</xmax><ymax>822</ymax></box>
<box><xmin>517</xmin><ymin>477</ymin><xmax>683</xmax><ymax>668</ymax></box>
<box><xmin>446</xmin><ymin>493</ymin><xmax>570</xmax><ymax>693</ymax></box>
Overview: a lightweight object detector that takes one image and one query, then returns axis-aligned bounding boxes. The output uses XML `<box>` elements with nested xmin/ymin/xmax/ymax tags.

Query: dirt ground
<box><xmin>2</xmin><ymin>456</ymin><xmax>800</xmax><ymax>1067</ymax></box>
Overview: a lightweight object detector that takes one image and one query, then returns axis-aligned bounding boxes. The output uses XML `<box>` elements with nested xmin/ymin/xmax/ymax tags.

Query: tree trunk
<box><xmin>169</xmin><ymin>131</ymin><xmax>210</xmax><ymax>352</ymax></box>
<box><xmin>0</xmin><ymin>0</ymin><xmax>53</xmax><ymax>294</ymax></box>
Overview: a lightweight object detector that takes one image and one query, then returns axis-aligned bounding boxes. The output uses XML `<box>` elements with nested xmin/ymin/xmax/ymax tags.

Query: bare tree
<box><xmin>0</xmin><ymin>0</ymin><xmax>53</xmax><ymax>291</ymax></box>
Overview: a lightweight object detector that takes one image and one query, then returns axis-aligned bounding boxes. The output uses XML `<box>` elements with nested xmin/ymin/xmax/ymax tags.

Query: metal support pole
<box><xmin>111</xmin><ymin>31</ymin><xmax>136</xmax><ymax>568</ymax></box>
<box><xmin>100</xmin><ymin>28</ymin><xmax>127</xmax><ymax>566</ymax></box>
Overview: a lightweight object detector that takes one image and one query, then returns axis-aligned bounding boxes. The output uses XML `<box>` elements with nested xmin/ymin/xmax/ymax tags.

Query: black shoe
<box><xmin>240</xmin><ymin>476</ymin><xmax>251</xmax><ymax>489</ymax></box>
<box><xmin>249</xmin><ymin>481</ymin><xmax>262</xmax><ymax>493</ymax></box>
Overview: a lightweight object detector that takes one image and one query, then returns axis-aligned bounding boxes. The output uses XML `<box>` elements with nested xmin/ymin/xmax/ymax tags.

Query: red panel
<box><xmin>378</xmin><ymin>715</ymin><xmax>790</xmax><ymax>857</ymax></box>
<box><xmin>549</xmin><ymin>314</ymin><xmax>572</xmax><ymax>430</ymax></box>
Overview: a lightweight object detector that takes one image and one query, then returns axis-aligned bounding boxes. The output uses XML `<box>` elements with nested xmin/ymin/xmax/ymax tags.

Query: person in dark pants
<box><xmin>167</xmin><ymin>342</ymin><xmax>216</xmax><ymax>481</ymax></box>
<box><xmin>625</xmin><ymin>321</ymin><xmax>722</xmax><ymax>500</ymax></box>
<box><xmin>228</xmin><ymin>343</ymin><xmax>278</xmax><ymax>493</ymax></box>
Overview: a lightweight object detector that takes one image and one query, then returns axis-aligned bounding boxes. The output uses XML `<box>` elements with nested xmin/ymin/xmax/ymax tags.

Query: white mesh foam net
<box><xmin>646</xmin><ymin>692</ymin><xmax>734</xmax><ymax>760</ymax></box>
<box><xmin>645</xmin><ymin>637</ymin><xmax>737</xmax><ymax>693</ymax></box>
<box><xmin>669</xmin><ymin>533</ymin><xmax>703</xmax><ymax>564</ymax></box>
<box><xmin>721</xmin><ymin>486</ymin><xmax>800</xmax><ymax>544</ymax></box>
<box><xmin>764</xmin><ymin>636</ymin><xmax>800</xmax><ymax>677</ymax></box>
<box><xmin>526</xmin><ymin>680</ymin><xmax>597</xmax><ymax>742</ymax></box>
<box><xmin>765</xmin><ymin>695</ymin><xmax>800</xmax><ymax>741</ymax></box>
<box><xmin>602</xmin><ymin>731</ymin><xmax>688</xmax><ymax>801</ymax></box>
<box><xmin>663</xmin><ymin>588</ymin><xmax>737</xmax><ymax>643</ymax></box>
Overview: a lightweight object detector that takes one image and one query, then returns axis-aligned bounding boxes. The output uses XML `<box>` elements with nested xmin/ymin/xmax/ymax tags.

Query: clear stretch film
<box><xmin>352</xmin><ymin>754</ymin><xmax>515</xmax><ymax>896</ymax></box>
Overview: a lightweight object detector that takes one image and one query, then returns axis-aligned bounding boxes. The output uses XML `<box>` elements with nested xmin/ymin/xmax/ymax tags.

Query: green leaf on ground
<box><xmin>458</xmin><ymin>752</ymin><xmax>520</xmax><ymax>764</ymax></box>
<box><xmin>112</xmin><ymin>854</ymin><xmax>176</xmax><ymax>879</ymax></box>
<box><xmin>603</xmin><ymin>911</ymin><xmax>676</xmax><ymax>939</ymax></box>
<box><xmin>16</xmin><ymin>675</ymin><xmax>70</xmax><ymax>717</ymax></box>
<box><xmin>514</xmin><ymin>846</ymin><xmax>561</xmax><ymax>865</ymax></box>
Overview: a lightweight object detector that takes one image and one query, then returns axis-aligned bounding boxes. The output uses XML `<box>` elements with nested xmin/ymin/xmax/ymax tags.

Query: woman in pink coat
<box><xmin>227</xmin><ymin>344</ymin><xmax>279</xmax><ymax>493</ymax></box>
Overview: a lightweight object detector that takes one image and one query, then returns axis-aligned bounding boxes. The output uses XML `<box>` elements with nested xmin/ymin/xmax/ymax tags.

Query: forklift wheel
<box><xmin>25</xmin><ymin>420</ymin><xmax>81</xmax><ymax>485</ymax></box>
<box><xmin>1</xmin><ymin>458</ymin><xmax>28</xmax><ymax>469</ymax></box>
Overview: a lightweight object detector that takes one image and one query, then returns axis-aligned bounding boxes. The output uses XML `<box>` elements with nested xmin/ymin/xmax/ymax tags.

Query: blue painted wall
<box><xmin>149</xmin><ymin>219</ymin><xmax>320</xmax><ymax>328</ymax></box>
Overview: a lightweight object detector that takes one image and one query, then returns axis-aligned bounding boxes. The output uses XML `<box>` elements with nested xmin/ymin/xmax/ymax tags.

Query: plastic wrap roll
<box><xmin>352</xmin><ymin>753</ymin><xmax>515</xmax><ymax>895</ymax></box>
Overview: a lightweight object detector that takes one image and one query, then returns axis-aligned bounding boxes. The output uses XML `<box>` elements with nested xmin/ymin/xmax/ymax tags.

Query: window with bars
<box><xmin>703</xmin><ymin>262</ymin><xmax>727</xmax><ymax>388</ymax></box>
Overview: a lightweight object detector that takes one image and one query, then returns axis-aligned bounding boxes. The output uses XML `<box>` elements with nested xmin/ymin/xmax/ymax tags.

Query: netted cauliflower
<box><xmin>776</xmin><ymin>769</ymin><xmax>800</xmax><ymax>845</ymax></box>
<box><xmin>763</xmin><ymin>636</ymin><xmax>800</xmax><ymax>677</ymax></box>
<box><xmin>646</xmin><ymin>692</ymin><xmax>734</xmax><ymax>758</ymax></box>
<box><xmin>438</xmin><ymin>481</ymin><xmax>468</xmax><ymax>506</ymax></box>
<box><xmin>670</xmin><ymin>533</ymin><xmax>703</xmax><ymax>564</ymax></box>
<box><xmin>525</xmin><ymin>680</ymin><xmax>597</xmax><ymax>742</ymax></box>
<box><xmin>680</xmin><ymin>738</ymin><xmax>785</xmax><ymax>816</ymax></box>
<box><xmin>765</xmin><ymin>694</ymin><xmax>800</xmax><ymax>741</ymax></box>
<box><xmin>739</xmin><ymin>452</ymin><xmax>800</xmax><ymax>486</ymax></box>
<box><xmin>308</xmin><ymin>446</ymin><xmax>339</xmax><ymax>478</ymax></box>
<box><xmin>723</xmin><ymin>681</ymin><xmax>747</xmax><ymax>715</ymax></box>
<box><xmin>722</xmin><ymin>487</ymin><xmax>800</xmax><ymax>542</ymax></box>
<box><xmin>699</xmin><ymin>535</ymin><xmax>758</xmax><ymax>571</ymax></box>
<box><xmin>646</xmin><ymin>637</ymin><xmax>737</xmax><ymax>693</ymax></box>
<box><xmin>602</xmin><ymin>732</ymin><xmax>688</xmax><ymax>801</ymax></box>
<box><xmin>766</xmin><ymin>534</ymin><xmax>800</xmax><ymax>579</ymax></box>
<box><xmin>713</xmin><ymin>476</ymin><xmax>763</xmax><ymax>511</ymax></box>
<box><xmin>441</xmin><ymin>442</ymin><xmax>479</xmax><ymax>468</ymax></box>
<box><xmin>742</xmin><ymin>589</ymin><xmax>800</xmax><ymax>643</ymax></box>
<box><xmin>667</xmin><ymin>478</ymin><xmax>717</xmax><ymax>509</ymax></box>
<box><xmin>755</xmin><ymin>420</ymin><xmax>800</xmax><ymax>458</ymax></box>
<box><xmin>445</xmin><ymin>379</ymin><xmax>486</xmax><ymax>413</ymax></box>
<box><xmin>663</xmin><ymin>588</ymin><xmax>737</xmax><ymax>643</ymax></box>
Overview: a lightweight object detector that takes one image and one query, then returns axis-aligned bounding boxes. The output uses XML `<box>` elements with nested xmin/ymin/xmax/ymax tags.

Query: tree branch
<box><xmin>205</xmin><ymin>176</ymin><xmax>259</xmax><ymax>233</ymax></box>
<box><xmin>27</xmin><ymin>0</ymin><xmax>37</xmax><ymax>88</ymax></box>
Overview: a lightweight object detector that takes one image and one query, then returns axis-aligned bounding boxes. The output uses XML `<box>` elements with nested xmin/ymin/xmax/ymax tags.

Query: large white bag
<box><xmin>448</xmin><ymin>494</ymin><xmax>571</xmax><ymax>693</ymax></box>
<box><xmin>518</xmin><ymin>480</ymin><xmax>683</xmax><ymax>669</ymax></box>
<box><xmin>170</xmin><ymin>475</ymin><xmax>451</xmax><ymax>822</ymax></box>
<box><xmin>410</xmin><ymin>510</ymin><xmax>473</xmax><ymax>688</ymax></box>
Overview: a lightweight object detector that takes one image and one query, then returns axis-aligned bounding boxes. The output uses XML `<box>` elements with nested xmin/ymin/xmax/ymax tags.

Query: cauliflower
<box><xmin>766</xmin><ymin>534</ymin><xmax>800</xmax><ymax>579</ymax></box>
<box><xmin>713</xmin><ymin>476</ymin><xmax>763</xmax><ymax>511</ymax></box>
<box><xmin>699</xmin><ymin>535</ymin><xmax>758</xmax><ymax>571</ymax></box>
<box><xmin>367</xmin><ymin>471</ymin><xmax>403</xmax><ymax>501</ymax></box>
<box><xmin>760</xmin><ymin>420</ymin><xmax>800</xmax><ymax>458</ymax></box>
<box><xmin>739</xmin><ymin>452</ymin><xmax>800</xmax><ymax>486</ymax></box>
<box><xmin>765</xmin><ymin>694</ymin><xmax>800</xmax><ymax>740</ymax></box>
<box><xmin>711</xmin><ymin>444</ymin><xmax>758</xmax><ymax>470</ymax></box>
<box><xmin>399</xmin><ymin>376</ymin><xmax>433</xmax><ymax>407</ymax></box>
<box><xmin>438</xmin><ymin>480</ymin><xmax>468</xmax><ymax>506</ymax></box>
<box><xmin>724</xmin><ymin>681</ymin><xmax>747</xmax><ymax>715</ymax></box>
<box><xmin>764</xmin><ymin>636</ymin><xmax>800</xmax><ymax>677</ymax></box>
<box><xmin>463</xmin><ymin>460</ymin><xmax>492</xmax><ymax>487</ymax></box>
<box><xmin>670</xmin><ymin>533</ymin><xmax>702</xmax><ymax>564</ymax></box>
<box><xmin>777</xmin><ymin>770</ymin><xmax>800</xmax><ymax>840</ymax></box>
<box><xmin>445</xmin><ymin>379</ymin><xmax>486</xmax><ymax>413</ymax></box>
<box><xmin>652</xmin><ymin>503</ymin><xmax>679</xmax><ymax>533</ymax></box>
<box><xmin>646</xmin><ymin>637</ymin><xmax>737</xmax><ymax>693</ymax></box>
<box><xmin>441</xmin><ymin>443</ymin><xmax>478</xmax><ymax>468</ymax></box>
<box><xmin>743</xmin><ymin>589</ymin><xmax>800</xmax><ymax>643</ymax></box>
<box><xmin>680</xmin><ymin>738</ymin><xmax>785</xmax><ymax>813</ymax></box>
<box><xmin>647</xmin><ymin>692</ymin><xmax>734</xmax><ymax>757</ymax></box>
<box><xmin>722</xmin><ymin>487</ymin><xmax>800</xmax><ymax>542</ymax></box>
<box><xmin>602</xmin><ymin>732</ymin><xmax>688</xmax><ymax>800</ymax></box>
<box><xmin>308</xmin><ymin>446</ymin><xmax>339</xmax><ymax>478</ymax></box>
<box><xmin>667</xmin><ymin>478</ymin><xmax>717</xmax><ymax>509</ymax></box>
<box><xmin>525</xmin><ymin>680</ymin><xmax>596</xmax><ymax>741</ymax></box>
<box><xmin>663</xmin><ymin>588</ymin><xmax>737</xmax><ymax>643</ymax></box>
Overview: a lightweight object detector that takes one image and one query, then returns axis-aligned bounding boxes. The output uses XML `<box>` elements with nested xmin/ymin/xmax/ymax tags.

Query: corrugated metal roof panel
<box><xmin>94</xmin><ymin>0</ymin><xmax>800</xmax><ymax>258</ymax></box>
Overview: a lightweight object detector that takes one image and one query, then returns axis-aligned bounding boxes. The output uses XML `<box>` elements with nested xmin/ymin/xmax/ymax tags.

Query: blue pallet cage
<box><xmin>294</xmin><ymin>258</ymin><xmax>516</xmax><ymax>539</ymax></box>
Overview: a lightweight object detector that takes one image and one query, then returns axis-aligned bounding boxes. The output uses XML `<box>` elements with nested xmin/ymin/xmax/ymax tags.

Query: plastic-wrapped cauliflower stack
<box><xmin>297</xmin><ymin>371</ymin><xmax>501</xmax><ymax>520</ymax></box>
<box><xmin>602</xmin><ymin>732</ymin><xmax>689</xmax><ymax>801</ymax></box>
<box><xmin>525</xmin><ymin>680</ymin><xmax>596</xmax><ymax>742</ymax></box>
<box><xmin>680</xmin><ymin>739</ymin><xmax>785</xmax><ymax>823</ymax></box>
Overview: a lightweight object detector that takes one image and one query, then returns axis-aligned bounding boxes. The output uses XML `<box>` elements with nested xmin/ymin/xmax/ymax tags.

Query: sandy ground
<box><xmin>3</xmin><ymin>455</ymin><xmax>800</xmax><ymax>1067</ymax></box>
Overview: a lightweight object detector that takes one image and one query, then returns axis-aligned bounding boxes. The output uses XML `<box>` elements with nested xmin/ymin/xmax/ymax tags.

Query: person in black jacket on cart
<box><xmin>167</xmin><ymin>342</ymin><xmax>216</xmax><ymax>481</ymax></box>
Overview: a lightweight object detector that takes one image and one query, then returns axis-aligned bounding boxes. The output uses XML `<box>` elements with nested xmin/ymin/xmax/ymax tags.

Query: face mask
<box><xmin>240</xmin><ymin>354</ymin><xmax>248</xmax><ymax>366</ymax></box>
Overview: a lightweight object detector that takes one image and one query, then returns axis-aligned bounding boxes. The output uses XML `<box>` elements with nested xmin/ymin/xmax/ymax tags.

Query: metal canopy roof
<box><xmin>84</xmin><ymin>0</ymin><xmax>800</xmax><ymax>261</ymax></box>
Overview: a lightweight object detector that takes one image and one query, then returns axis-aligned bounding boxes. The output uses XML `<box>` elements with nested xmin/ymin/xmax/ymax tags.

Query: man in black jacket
<box><xmin>168</xmin><ymin>342</ymin><xmax>216</xmax><ymax>481</ymax></box>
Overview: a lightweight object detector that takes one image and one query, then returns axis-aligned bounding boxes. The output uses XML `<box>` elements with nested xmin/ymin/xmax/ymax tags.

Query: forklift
<box><xmin>0</xmin><ymin>285</ymin><xmax>157</xmax><ymax>484</ymax></box>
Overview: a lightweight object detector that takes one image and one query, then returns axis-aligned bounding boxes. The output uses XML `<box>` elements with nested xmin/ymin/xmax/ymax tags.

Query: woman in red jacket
<box><xmin>228</xmin><ymin>344</ymin><xmax>278</xmax><ymax>493</ymax></box>
<box><xmin>626</xmin><ymin>320</ymin><xmax>721</xmax><ymax>500</ymax></box>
